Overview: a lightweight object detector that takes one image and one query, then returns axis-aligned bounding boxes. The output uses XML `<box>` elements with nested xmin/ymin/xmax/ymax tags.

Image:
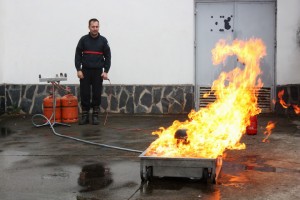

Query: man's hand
<box><xmin>101</xmin><ymin>72</ymin><xmax>108</xmax><ymax>80</ymax></box>
<box><xmin>77</xmin><ymin>71</ymin><xmax>84</xmax><ymax>79</ymax></box>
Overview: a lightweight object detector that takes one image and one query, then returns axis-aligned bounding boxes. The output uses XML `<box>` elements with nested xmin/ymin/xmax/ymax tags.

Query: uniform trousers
<box><xmin>80</xmin><ymin>68</ymin><xmax>103</xmax><ymax>111</ymax></box>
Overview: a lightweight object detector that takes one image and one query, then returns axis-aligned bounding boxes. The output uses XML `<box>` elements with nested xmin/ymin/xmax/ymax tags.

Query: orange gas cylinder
<box><xmin>43</xmin><ymin>95</ymin><xmax>62</xmax><ymax>122</ymax></box>
<box><xmin>61</xmin><ymin>93</ymin><xmax>78</xmax><ymax>123</ymax></box>
<box><xmin>246</xmin><ymin>115</ymin><xmax>257</xmax><ymax>135</ymax></box>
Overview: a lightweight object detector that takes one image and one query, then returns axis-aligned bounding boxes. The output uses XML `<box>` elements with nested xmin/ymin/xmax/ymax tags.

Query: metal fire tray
<box><xmin>139</xmin><ymin>149</ymin><xmax>222</xmax><ymax>184</ymax></box>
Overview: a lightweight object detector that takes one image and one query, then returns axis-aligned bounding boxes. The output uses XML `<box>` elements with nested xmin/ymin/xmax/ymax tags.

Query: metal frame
<box><xmin>34</xmin><ymin>76</ymin><xmax>70</xmax><ymax>128</ymax></box>
<box><xmin>139</xmin><ymin>149</ymin><xmax>222</xmax><ymax>184</ymax></box>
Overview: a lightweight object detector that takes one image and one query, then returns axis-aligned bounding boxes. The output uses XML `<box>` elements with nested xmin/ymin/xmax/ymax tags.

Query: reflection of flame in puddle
<box><xmin>220</xmin><ymin>157</ymin><xmax>300</xmax><ymax>188</ymax></box>
<box><xmin>220</xmin><ymin>173</ymin><xmax>250</xmax><ymax>188</ymax></box>
<box><xmin>223</xmin><ymin>166</ymin><xmax>294</xmax><ymax>189</ymax></box>
<box><xmin>229</xmin><ymin>175</ymin><xmax>249</xmax><ymax>183</ymax></box>
<box><xmin>197</xmin><ymin>188</ymin><xmax>221</xmax><ymax>199</ymax></box>
<box><xmin>223</xmin><ymin>174</ymin><xmax>249</xmax><ymax>188</ymax></box>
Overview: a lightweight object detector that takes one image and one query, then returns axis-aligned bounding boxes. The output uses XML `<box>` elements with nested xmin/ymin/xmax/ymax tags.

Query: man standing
<box><xmin>75</xmin><ymin>18</ymin><xmax>111</xmax><ymax>125</ymax></box>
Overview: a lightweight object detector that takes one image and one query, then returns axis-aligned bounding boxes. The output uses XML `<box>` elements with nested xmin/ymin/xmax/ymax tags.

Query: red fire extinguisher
<box><xmin>43</xmin><ymin>94</ymin><xmax>62</xmax><ymax>123</ymax></box>
<box><xmin>61</xmin><ymin>93</ymin><xmax>78</xmax><ymax>123</ymax></box>
<box><xmin>246</xmin><ymin>115</ymin><xmax>257</xmax><ymax>135</ymax></box>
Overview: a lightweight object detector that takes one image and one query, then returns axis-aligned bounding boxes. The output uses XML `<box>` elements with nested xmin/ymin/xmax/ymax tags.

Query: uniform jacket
<box><xmin>75</xmin><ymin>33</ymin><xmax>111</xmax><ymax>73</ymax></box>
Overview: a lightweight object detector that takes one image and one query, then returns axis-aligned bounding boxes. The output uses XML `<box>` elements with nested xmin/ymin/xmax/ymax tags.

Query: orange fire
<box><xmin>278</xmin><ymin>89</ymin><xmax>300</xmax><ymax>114</ymax></box>
<box><xmin>293</xmin><ymin>105</ymin><xmax>300</xmax><ymax>114</ymax></box>
<box><xmin>146</xmin><ymin>38</ymin><xmax>266</xmax><ymax>158</ymax></box>
<box><xmin>203</xmin><ymin>92</ymin><xmax>211</xmax><ymax>98</ymax></box>
<box><xmin>277</xmin><ymin>90</ymin><xmax>290</xmax><ymax>108</ymax></box>
<box><xmin>262</xmin><ymin>121</ymin><xmax>276</xmax><ymax>143</ymax></box>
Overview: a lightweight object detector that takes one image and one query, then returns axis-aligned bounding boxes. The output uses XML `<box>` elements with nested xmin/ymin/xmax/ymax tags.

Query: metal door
<box><xmin>195</xmin><ymin>1</ymin><xmax>276</xmax><ymax>112</ymax></box>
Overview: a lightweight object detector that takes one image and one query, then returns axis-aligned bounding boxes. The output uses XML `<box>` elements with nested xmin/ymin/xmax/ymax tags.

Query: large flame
<box><xmin>146</xmin><ymin>38</ymin><xmax>266</xmax><ymax>158</ymax></box>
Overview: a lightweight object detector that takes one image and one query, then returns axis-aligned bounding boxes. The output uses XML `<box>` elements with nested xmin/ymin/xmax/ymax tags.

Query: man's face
<box><xmin>89</xmin><ymin>21</ymin><xmax>99</xmax><ymax>37</ymax></box>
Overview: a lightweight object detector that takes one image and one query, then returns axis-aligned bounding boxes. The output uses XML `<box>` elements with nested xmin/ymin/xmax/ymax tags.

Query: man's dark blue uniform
<box><xmin>75</xmin><ymin>18</ymin><xmax>111</xmax><ymax>125</ymax></box>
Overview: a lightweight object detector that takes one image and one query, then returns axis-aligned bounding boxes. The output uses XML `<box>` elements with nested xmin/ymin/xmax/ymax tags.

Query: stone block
<box><xmin>126</xmin><ymin>97</ymin><xmax>134</xmax><ymax>114</ymax></box>
<box><xmin>141</xmin><ymin>92</ymin><xmax>152</xmax><ymax>108</ymax></box>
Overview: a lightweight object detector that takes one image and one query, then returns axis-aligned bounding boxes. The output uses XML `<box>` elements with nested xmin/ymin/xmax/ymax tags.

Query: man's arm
<box><xmin>75</xmin><ymin>38</ymin><xmax>83</xmax><ymax>71</ymax></box>
<box><xmin>103</xmin><ymin>39</ymin><xmax>111</xmax><ymax>73</ymax></box>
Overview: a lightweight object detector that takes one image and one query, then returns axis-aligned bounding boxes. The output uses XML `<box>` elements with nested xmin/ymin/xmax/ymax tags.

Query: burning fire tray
<box><xmin>139</xmin><ymin>149</ymin><xmax>222</xmax><ymax>184</ymax></box>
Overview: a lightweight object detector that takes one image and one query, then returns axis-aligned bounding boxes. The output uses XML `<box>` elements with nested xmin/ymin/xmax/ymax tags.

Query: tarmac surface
<box><xmin>0</xmin><ymin>113</ymin><xmax>300</xmax><ymax>200</ymax></box>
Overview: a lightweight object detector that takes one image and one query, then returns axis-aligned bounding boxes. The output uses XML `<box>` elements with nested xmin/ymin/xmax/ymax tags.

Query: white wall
<box><xmin>2</xmin><ymin>0</ymin><xmax>299</xmax><ymax>86</ymax></box>
<box><xmin>277</xmin><ymin>0</ymin><xmax>300</xmax><ymax>85</ymax></box>
<box><xmin>0</xmin><ymin>0</ymin><xmax>194</xmax><ymax>85</ymax></box>
<box><xmin>0</xmin><ymin>0</ymin><xmax>5</xmax><ymax>83</ymax></box>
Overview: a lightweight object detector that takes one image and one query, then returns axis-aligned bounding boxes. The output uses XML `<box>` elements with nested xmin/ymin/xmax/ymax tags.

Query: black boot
<box><xmin>79</xmin><ymin>110</ymin><xmax>89</xmax><ymax>125</ymax></box>
<box><xmin>92</xmin><ymin>107</ymin><xmax>100</xmax><ymax>125</ymax></box>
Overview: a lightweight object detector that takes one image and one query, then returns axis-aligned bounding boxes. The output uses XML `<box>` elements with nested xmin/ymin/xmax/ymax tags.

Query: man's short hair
<box><xmin>89</xmin><ymin>18</ymin><xmax>99</xmax><ymax>26</ymax></box>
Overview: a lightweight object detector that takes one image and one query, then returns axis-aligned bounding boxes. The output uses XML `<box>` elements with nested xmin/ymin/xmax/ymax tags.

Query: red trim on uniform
<box><xmin>83</xmin><ymin>51</ymin><xmax>103</xmax><ymax>55</ymax></box>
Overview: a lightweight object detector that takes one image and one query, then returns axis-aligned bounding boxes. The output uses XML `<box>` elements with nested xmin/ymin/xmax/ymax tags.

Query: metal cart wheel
<box><xmin>202</xmin><ymin>168</ymin><xmax>209</xmax><ymax>183</ymax></box>
<box><xmin>146</xmin><ymin>166</ymin><xmax>153</xmax><ymax>181</ymax></box>
<box><xmin>140</xmin><ymin>166</ymin><xmax>153</xmax><ymax>182</ymax></box>
<box><xmin>211</xmin><ymin>173</ymin><xmax>217</xmax><ymax>184</ymax></box>
<box><xmin>140</xmin><ymin>167</ymin><xmax>145</xmax><ymax>182</ymax></box>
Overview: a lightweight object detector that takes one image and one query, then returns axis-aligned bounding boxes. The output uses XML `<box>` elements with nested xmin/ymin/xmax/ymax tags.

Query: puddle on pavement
<box><xmin>80</xmin><ymin>129</ymin><xmax>102</xmax><ymax>137</ymax></box>
<box><xmin>78</xmin><ymin>163</ymin><xmax>113</xmax><ymax>192</ymax></box>
<box><xmin>0</xmin><ymin>127</ymin><xmax>12</xmax><ymax>137</ymax></box>
<box><xmin>73</xmin><ymin>156</ymin><xmax>299</xmax><ymax>198</ymax></box>
<box><xmin>42</xmin><ymin>171</ymin><xmax>70</xmax><ymax>179</ymax></box>
<box><xmin>224</xmin><ymin>155</ymin><xmax>300</xmax><ymax>174</ymax></box>
<box><xmin>219</xmin><ymin>155</ymin><xmax>300</xmax><ymax>187</ymax></box>
<box><xmin>244</xmin><ymin>165</ymin><xmax>300</xmax><ymax>173</ymax></box>
<box><xmin>0</xmin><ymin>150</ymin><xmax>29</xmax><ymax>169</ymax></box>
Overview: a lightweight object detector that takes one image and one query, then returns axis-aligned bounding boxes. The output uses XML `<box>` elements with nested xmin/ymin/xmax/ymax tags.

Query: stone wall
<box><xmin>0</xmin><ymin>85</ymin><xmax>5</xmax><ymax>114</ymax></box>
<box><xmin>1</xmin><ymin>84</ymin><xmax>300</xmax><ymax>116</ymax></box>
<box><xmin>0</xmin><ymin>84</ymin><xmax>194</xmax><ymax>115</ymax></box>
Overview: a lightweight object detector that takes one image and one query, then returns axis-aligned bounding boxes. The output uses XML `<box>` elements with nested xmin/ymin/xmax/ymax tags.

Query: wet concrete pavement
<box><xmin>0</xmin><ymin>113</ymin><xmax>300</xmax><ymax>200</ymax></box>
